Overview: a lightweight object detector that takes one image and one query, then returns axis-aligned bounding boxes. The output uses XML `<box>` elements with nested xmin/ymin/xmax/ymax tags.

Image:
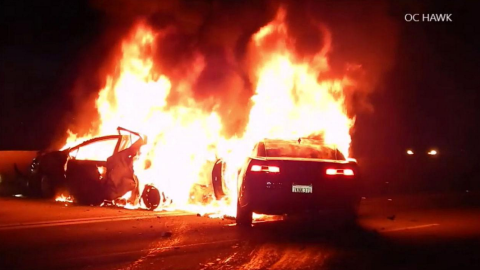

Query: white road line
<box><xmin>0</xmin><ymin>211</ymin><xmax>194</xmax><ymax>231</ymax></box>
<box><xmin>383</xmin><ymin>223</ymin><xmax>440</xmax><ymax>232</ymax></box>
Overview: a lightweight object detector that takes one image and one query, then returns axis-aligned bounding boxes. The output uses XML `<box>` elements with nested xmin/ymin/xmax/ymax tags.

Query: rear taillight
<box><xmin>326</xmin><ymin>168</ymin><xmax>354</xmax><ymax>176</ymax></box>
<box><xmin>251</xmin><ymin>165</ymin><xmax>280</xmax><ymax>173</ymax></box>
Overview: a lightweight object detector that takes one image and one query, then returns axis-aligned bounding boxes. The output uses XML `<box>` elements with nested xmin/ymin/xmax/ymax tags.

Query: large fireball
<box><xmin>62</xmin><ymin>8</ymin><xmax>356</xmax><ymax>214</ymax></box>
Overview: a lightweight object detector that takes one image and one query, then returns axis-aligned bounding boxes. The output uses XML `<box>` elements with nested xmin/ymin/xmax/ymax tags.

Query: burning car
<box><xmin>213</xmin><ymin>138</ymin><xmax>360</xmax><ymax>226</ymax></box>
<box><xmin>24</xmin><ymin>127</ymin><xmax>160</xmax><ymax>210</ymax></box>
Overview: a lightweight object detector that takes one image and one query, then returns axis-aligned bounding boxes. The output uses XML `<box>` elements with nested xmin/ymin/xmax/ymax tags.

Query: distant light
<box><xmin>428</xmin><ymin>150</ymin><xmax>438</xmax><ymax>155</ymax></box>
<box><xmin>14</xmin><ymin>194</ymin><xmax>24</xmax><ymax>198</ymax></box>
<box><xmin>407</xmin><ymin>150</ymin><xmax>414</xmax><ymax>155</ymax></box>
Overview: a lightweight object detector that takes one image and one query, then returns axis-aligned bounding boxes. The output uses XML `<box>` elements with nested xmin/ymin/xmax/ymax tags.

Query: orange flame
<box><xmin>61</xmin><ymin>8</ymin><xmax>356</xmax><ymax>216</ymax></box>
<box><xmin>55</xmin><ymin>194</ymin><xmax>73</xmax><ymax>203</ymax></box>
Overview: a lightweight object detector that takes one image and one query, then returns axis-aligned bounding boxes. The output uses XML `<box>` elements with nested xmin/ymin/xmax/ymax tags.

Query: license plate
<box><xmin>292</xmin><ymin>184</ymin><xmax>313</xmax><ymax>193</ymax></box>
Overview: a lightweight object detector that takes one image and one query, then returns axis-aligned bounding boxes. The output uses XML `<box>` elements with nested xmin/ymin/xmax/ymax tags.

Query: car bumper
<box><xmin>244</xmin><ymin>179</ymin><xmax>360</xmax><ymax>215</ymax></box>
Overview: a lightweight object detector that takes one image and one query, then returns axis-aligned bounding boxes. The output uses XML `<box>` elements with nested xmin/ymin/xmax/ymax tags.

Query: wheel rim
<box><xmin>142</xmin><ymin>185</ymin><xmax>160</xmax><ymax>210</ymax></box>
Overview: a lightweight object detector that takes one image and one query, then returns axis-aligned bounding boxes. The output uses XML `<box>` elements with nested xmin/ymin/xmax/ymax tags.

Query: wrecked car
<box><xmin>23</xmin><ymin>127</ymin><xmax>160</xmax><ymax>210</ymax></box>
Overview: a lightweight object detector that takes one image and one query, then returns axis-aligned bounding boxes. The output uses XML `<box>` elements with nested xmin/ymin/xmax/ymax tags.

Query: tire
<box><xmin>213</xmin><ymin>178</ymin><xmax>227</xmax><ymax>201</ymax></box>
<box><xmin>335</xmin><ymin>206</ymin><xmax>358</xmax><ymax>228</ymax></box>
<box><xmin>26</xmin><ymin>176</ymin><xmax>40</xmax><ymax>197</ymax></box>
<box><xmin>142</xmin><ymin>185</ymin><xmax>161</xmax><ymax>210</ymax></box>
<box><xmin>40</xmin><ymin>175</ymin><xmax>55</xmax><ymax>198</ymax></box>
<box><xmin>212</xmin><ymin>160</ymin><xmax>226</xmax><ymax>200</ymax></box>
<box><xmin>236</xmin><ymin>199</ymin><xmax>252</xmax><ymax>227</ymax></box>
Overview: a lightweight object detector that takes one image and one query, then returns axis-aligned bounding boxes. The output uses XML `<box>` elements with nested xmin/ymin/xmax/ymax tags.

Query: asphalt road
<box><xmin>0</xmin><ymin>194</ymin><xmax>480</xmax><ymax>270</ymax></box>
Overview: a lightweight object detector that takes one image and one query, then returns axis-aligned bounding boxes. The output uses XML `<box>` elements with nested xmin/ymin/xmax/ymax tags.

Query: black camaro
<box><xmin>212</xmin><ymin>138</ymin><xmax>361</xmax><ymax>226</ymax></box>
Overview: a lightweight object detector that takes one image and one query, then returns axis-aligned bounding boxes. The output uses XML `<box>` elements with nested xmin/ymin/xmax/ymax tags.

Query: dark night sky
<box><xmin>0</xmin><ymin>0</ymin><xmax>479</xmax><ymax>166</ymax></box>
<box><xmin>1</xmin><ymin>0</ymin><xmax>106</xmax><ymax>149</ymax></box>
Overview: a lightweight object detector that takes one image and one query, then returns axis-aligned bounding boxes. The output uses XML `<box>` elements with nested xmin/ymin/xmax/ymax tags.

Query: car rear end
<box><xmin>241</xmin><ymin>139</ymin><xmax>360</xmax><ymax>216</ymax></box>
<box><xmin>244</xmin><ymin>158</ymin><xmax>359</xmax><ymax>215</ymax></box>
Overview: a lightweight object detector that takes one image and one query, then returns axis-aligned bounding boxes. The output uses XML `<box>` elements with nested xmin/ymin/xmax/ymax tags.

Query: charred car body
<box><xmin>25</xmin><ymin>127</ymin><xmax>160</xmax><ymax>210</ymax></box>
<box><xmin>213</xmin><ymin>138</ymin><xmax>361</xmax><ymax>226</ymax></box>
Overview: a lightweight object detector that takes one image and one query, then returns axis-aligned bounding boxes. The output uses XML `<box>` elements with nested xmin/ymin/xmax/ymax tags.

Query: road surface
<box><xmin>0</xmin><ymin>194</ymin><xmax>479</xmax><ymax>270</ymax></box>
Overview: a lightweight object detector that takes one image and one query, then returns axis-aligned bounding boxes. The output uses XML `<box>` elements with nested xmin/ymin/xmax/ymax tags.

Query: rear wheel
<box><xmin>333</xmin><ymin>206</ymin><xmax>358</xmax><ymax>228</ymax></box>
<box><xmin>340</xmin><ymin>210</ymin><xmax>357</xmax><ymax>223</ymax></box>
<box><xmin>40</xmin><ymin>175</ymin><xmax>55</xmax><ymax>198</ymax></box>
<box><xmin>236</xmin><ymin>199</ymin><xmax>252</xmax><ymax>227</ymax></box>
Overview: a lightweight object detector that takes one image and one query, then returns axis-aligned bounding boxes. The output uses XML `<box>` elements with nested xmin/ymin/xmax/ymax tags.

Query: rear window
<box><xmin>264</xmin><ymin>140</ymin><xmax>345</xmax><ymax>160</ymax></box>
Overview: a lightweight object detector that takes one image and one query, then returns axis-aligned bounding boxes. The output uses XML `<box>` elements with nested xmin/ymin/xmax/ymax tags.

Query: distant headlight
<box><xmin>406</xmin><ymin>149</ymin><xmax>414</xmax><ymax>155</ymax></box>
<box><xmin>428</xmin><ymin>150</ymin><xmax>437</xmax><ymax>155</ymax></box>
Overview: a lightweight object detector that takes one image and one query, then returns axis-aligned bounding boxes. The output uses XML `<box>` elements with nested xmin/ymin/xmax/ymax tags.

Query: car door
<box><xmin>65</xmin><ymin>135</ymin><xmax>122</xmax><ymax>205</ymax></box>
<box><xmin>103</xmin><ymin>132</ymin><xmax>145</xmax><ymax>204</ymax></box>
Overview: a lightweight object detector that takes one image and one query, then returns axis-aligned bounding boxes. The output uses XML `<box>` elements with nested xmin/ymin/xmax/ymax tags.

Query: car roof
<box><xmin>68</xmin><ymin>135</ymin><xmax>123</xmax><ymax>151</ymax></box>
<box><xmin>262</xmin><ymin>138</ymin><xmax>328</xmax><ymax>146</ymax></box>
